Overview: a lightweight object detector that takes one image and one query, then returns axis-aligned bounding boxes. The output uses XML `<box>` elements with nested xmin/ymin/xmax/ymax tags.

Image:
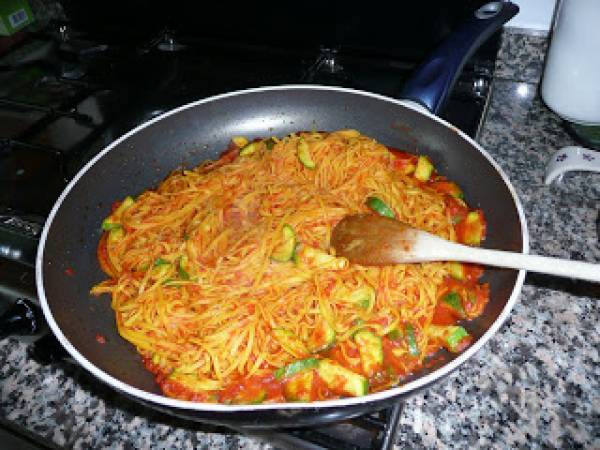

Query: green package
<box><xmin>0</xmin><ymin>0</ymin><xmax>34</xmax><ymax>36</ymax></box>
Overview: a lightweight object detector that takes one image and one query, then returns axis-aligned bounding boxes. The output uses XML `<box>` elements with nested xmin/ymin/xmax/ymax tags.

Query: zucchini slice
<box><xmin>316</xmin><ymin>359</ymin><xmax>368</xmax><ymax>397</ymax></box>
<box><xmin>274</xmin><ymin>357</ymin><xmax>319</xmax><ymax>379</ymax></box>
<box><xmin>102</xmin><ymin>196</ymin><xmax>135</xmax><ymax>230</ymax></box>
<box><xmin>405</xmin><ymin>324</ymin><xmax>419</xmax><ymax>356</ymax></box>
<box><xmin>432</xmin><ymin>180</ymin><xmax>463</xmax><ymax>199</ymax></box>
<box><xmin>442</xmin><ymin>291</ymin><xmax>465</xmax><ymax>316</ymax></box>
<box><xmin>348</xmin><ymin>286</ymin><xmax>376</xmax><ymax>310</ymax></box>
<box><xmin>463</xmin><ymin>211</ymin><xmax>485</xmax><ymax>246</ymax></box>
<box><xmin>101</xmin><ymin>220</ymin><xmax>121</xmax><ymax>231</ymax></box>
<box><xmin>354</xmin><ymin>330</ymin><xmax>383</xmax><ymax>377</ymax></box>
<box><xmin>240</xmin><ymin>142</ymin><xmax>258</xmax><ymax>156</ymax></box>
<box><xmin>415</xmin><ymin>155</ymin><xmax>434</xmax><ymax>181</ymax></box>
<box><xmin>151</xmin><ymin>257</ymin><xmax>172</xmax><ymax>279</ymax></box>
<box><xmin>178</xmin><ymin>256</ymin><xmax>190</xmax><ymax>280</ymax></box>
<box><xmin>366</xmin><ymin>196</ymin><xmax>395</xmax><ymax>218</ymax></box>
<box><xmin>272</xmin><ymin>328</ymin><xmax>309</xmax><ymax>359</ymax></box>
<box><xmin>427</xmin><ymin>325</ymin><xmax>470</xmax><ymax>353</ymax></box>
<box><xmin>283</xmin><ymin>370</ymin><xmax>315</xmax><ymax>402</ymax></box>
<box><xmin>307</xmin><ymin>320</ymin><xmax>336</xmax><ymax>353</ymax></box>
<box><xmin>264</xmin><ymin>137</ymin><xmax>277</xmax><ymax>150</ymax></box>
<box><xmin>271</xmin><ymin>224</ymin><xmax>297</xmax><ymax>262</ymax></box>
<box><xmin>297</xmin><ymin>138</ymin><xmax>316</xmax><ymax>169</ymax></box>
<box><xmin>386</xmin><ymin>328</ymin><xmax>403</xmax><ymax>341</ymax></box>
<box><xmin>448</xmin><ymin>262</ymin><xmax>465</xmax><ymax>280</ymax></box>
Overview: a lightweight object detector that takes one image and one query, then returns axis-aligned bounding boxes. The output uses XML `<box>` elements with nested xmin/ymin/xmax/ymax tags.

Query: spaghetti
<box><xmin>92</xmin><ymin>130</ymin><xmax>489</xmax><ymax>403</ymax></box>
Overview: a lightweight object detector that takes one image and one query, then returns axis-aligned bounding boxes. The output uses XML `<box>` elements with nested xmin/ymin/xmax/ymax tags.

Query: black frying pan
<box><xmin>35</xmin><ymin>2</ymin><xmax>526</xmax><ymax>428</ymax></box>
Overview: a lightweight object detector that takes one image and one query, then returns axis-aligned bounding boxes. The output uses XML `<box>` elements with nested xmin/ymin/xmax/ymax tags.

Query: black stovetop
<box><xmin>0</xmin><ymin>24</ymin><xmax>496</xmax><ymax>219</ymax></box>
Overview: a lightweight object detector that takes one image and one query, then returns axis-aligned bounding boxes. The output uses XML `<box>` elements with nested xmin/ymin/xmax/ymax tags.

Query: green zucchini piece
<box><xmin>348</xmin><ymin>286</ymin><xmax>376</xmax><ymax>310</ymax></box>
<box><xmin>102</xmin><ymin>196</ymin><xmax>135</xmax><ymax>230</ymax></box>
<box><xmin>447</xmin><ymin>183</ymin><xmax>464</xmax><ymax>199</ymax></box>
<box><xmin>415</xmin><ymin>155</ymin><xmax>434</xmax><ymax>181</ymax></box>
<box><xmin>178</xmin><ymin>256</ymin><xmax>190</xmax><ymax>280</ymax></box>
<box><xmin>366</xmin><ymin>196</ymin><xmax>395</xmax><ymax>218</ymax></box>
<box><xmin>297</xmin><ymin>138</ymin><xmax>316</xmax><ymax>169</ymax></box>
<box><xmin>354</xmin><ymin>330</ymin><xmax>383</xmax><ymax>377</ymax></box>
<box><xmin>447</xmin><ymin>326</ymin><xmax>469</xmax><ymax>351</ymax></box>
<box><xmin>264</xmin><ymin>137</ymin><xmax>276</xmax><ymax>150</ymax></box>
<box><xmin>240</xmin><ymin>142</ymin><xmax>257</xmax><ymax>156</ymax></box>
<box><xmin>152</xmin><ymin>257</ymin><xmax>172</xmax><ymax>278</ymax></box>
<box><xmin>386</xmin><ymin>328</ymin><xmax>402</xmax><ymax>341</ymax></box>
<box><xmin>316</xmin><ymin>359</ymin><xmax>368</xmax><ymax>397</ymax></box>
<box><xmin>272</xmin><ymin>328</ymin><xmax>309</xmax><ymax>359</ymax></box>
<box><xmin>291</xmin><ymin>243</ymin><xmax>300</xmax><ymax>265</ymax></box>
<box><xmin>307</xmin><ymin>320</ymin><xmax>336</xmax><ymax>353</ymax></box>
<box><xmin>405</xmin><ymin>324</ymin><xmax>419</xmax><ymax>356</ymax></box>
<box><xmin>101</xmin><ymin>220</ymin><xmax>122</xmax><ymax>231</ymax></box>
<box><xmin>283</xmin><ymin>370</ymin><xmax>315</xmax><ymax>402</ymax></box>
<box><xmin>448</xmin><ymin>262</ymin><xmax>465</xmax><ymax>280</ymax></box>
<box><xmin>274</xmin><ymin>358</ymin><xmax>319</xmax><ymax>379</ymax></box>
<box><xmin>427</xmin><ymin>325</ymin><xmax>470</xmax><ymax>353</ymax></box>
<box><xmin>107</xmin><ymin>226</ymin><xmax>125</xmax><ymax>243</ymax></box>
<box><xmin>463</xmin><ymin>211</ymin><xmax>485</xmax><ymax>246</ymax></box>
<box><xmin>230</xmin><ymin>389</ymin><xmax>267</xmax><ymax>404</ymax></box>
<box><xmin>442</xmin><ymin>291</ymin><xmax>465</xmax><ymax>316</ymax></box>
<box><xmin>271</xmin><ymin>224</ymin><xmax>297</xmax><ymax>262</ymax></box>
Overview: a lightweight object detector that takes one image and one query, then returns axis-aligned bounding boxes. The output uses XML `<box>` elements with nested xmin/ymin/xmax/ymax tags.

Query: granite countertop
<box><xmin>1</xmin><ymin>30</ymin><xmax>598</xmax><ymax>449</ymax></box>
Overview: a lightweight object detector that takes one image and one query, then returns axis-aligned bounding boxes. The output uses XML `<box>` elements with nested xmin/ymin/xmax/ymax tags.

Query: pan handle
<box><xmin>400</xmin><ymin>1</ymin><xmax>519</xmax><ymax>114</ymax></box>
<box><xmin>0</xmin><ymin>298</ymin><xmax>71</xmax><ymax>363</ymax></box>
<box><xmin>0</xmin><ymin>211</ymin><xmax>42</xmax><ymax>267</ymax></box>
<box><xmin>0</xmin><ymin>298</ymin><xmax>43</xmax><ymax>340</ymax></box>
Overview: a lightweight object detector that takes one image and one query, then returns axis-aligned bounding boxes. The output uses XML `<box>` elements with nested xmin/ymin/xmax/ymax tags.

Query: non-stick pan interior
<box><xmin>40</xmin><ymin>86</ymin><xmax>524</xmax><ymax>400</ymax></box>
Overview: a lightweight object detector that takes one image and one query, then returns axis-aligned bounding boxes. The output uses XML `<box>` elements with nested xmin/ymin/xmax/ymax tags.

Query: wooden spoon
<box><xmin>330</xmin><ymin>214</ymin><xmax>600</xmax><ymax>283</ymax></box>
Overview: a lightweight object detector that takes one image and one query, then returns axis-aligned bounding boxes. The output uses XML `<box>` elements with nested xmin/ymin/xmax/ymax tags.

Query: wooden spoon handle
<box><xmin>417</xmin><ymin>233</ymin><xmax>600</xmax><ymax>283</ymax></box>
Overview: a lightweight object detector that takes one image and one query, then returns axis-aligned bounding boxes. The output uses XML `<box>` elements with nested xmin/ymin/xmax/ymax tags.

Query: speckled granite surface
<box><xmin>495</xmin><ymin>31</ymin><xmax>549</xmax><ymax>84</ymax></box>
<box><xmin>1</xmin><ymin>29</ymin><xmax>599</xmax><ymax>449</ymax></box>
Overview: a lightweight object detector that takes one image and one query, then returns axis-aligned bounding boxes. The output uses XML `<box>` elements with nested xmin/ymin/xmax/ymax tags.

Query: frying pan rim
<box><xmin>36</xmin><ymin>84</ymin><xmax>529</xmax><ymax>412</ymax></box>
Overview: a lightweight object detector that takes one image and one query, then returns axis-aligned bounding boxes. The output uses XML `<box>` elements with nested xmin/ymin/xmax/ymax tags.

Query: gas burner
<box><xmin>303</xmin><ymin>46</ymin><xmax>352</xmax><ymax>86</ymax></box>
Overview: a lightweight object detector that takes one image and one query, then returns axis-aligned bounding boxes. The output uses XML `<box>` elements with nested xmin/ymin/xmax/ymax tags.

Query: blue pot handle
<box><xmin>400</xmin><ymin>1</ymin><xmax>519</xmax><ymax>114</ymax></box>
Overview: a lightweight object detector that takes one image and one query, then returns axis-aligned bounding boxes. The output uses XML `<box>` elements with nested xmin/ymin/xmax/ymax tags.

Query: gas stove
<box><xmin>0</xmin><ymin>13</ymin><xmax>500</xmax><ymax>449</ymax></box>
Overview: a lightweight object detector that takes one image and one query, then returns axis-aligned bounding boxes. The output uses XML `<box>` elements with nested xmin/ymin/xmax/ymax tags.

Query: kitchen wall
<box><xmin>507</xmin><ymin>0</ymin><xmax>557</xmax><ymax>32</ymax></box>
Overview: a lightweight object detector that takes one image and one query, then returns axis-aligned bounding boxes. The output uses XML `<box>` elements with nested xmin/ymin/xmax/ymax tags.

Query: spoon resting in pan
<box><xmin>331</xmin><ymin>214</ymin><xmax>600</xmax><ymax>283</ymax></box>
